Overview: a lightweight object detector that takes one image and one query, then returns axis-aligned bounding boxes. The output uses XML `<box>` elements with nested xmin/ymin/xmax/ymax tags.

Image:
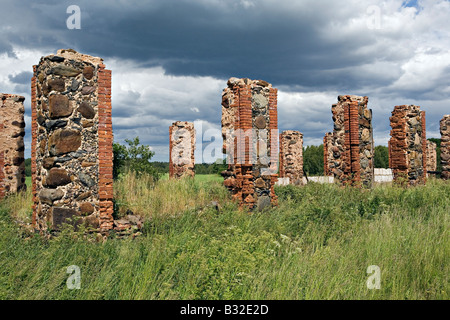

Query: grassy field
<box><xmin>0</xmin><ymin>174</ymin><xmax>448</xmax><ymax>300</ymax></box>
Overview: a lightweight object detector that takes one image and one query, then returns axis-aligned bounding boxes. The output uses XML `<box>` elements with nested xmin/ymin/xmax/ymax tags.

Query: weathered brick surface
<box><xmin>279</xmin><ymin>130</ymin><xmax>304</xmax><ymax>185</ymax></box>
<box><xmin>329</xmin><ymin>95</ymin><xmax>374</xmax><ymax>187</ymax></box>
<box><xmin>0</xmin><ymin>94</ymin><xmax>27</xmax><ymax>198</ymax></box>
<box><xmin>389</xmin><ymin>105</ymin><xmax>427</xmax><ymax>185</ymax></box>
<box><xmin>169</xmin><ymin>121</ymin><xmax>195</xmax><ymax>179</ymax></box>
<box><xmin>32</xmin><ymin>49</ymin><xmax>114</xmax><ymax>232</ymax></box>
<box><xmin>441</xmin><ymin>115</ymin><xmax>450</xmax><ymax>180</ymax></box>
<box><xmin>426</xmin><ymin>140</ymin><xmax>437</xmax><ymax>173</ymax></box>
<box><xmin>221</xmin><ymin>78</ymin><xmax>278</xmax><ymax>210</ymax></box>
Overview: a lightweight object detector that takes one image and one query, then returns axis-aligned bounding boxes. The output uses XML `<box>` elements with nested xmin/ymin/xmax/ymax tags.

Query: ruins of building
<box><xmin>426</xmin><ymin>140</ymin><xmax>437</xmax><ymax>173</ymax></box>
<box><xmin>388</xmin><ymin>105</ymin><xmax>427</xmax><ymax>185</ymax></box>
<box><xmin>31</xmin><ymin>49</ymin><xmax>113</xmax><ymax>232</ymax></box>
<box><xmin>169</xmin><ymin>121</ymin><xmax>195</xmax><ymax>179</ymax></box>
<box><xmin>221</xmin><ymin>77</ymin><xmax>278</xmax><ymax>210</ymax></box>
<box><xmin>328</xmin><ymin>95</ymin><xmax>374</xmax><ymax>187</ymax></box>
<box><xmin>279</xmin><ymin>130</ymin><xmax>304</xmax><ymax>185</ymax></box>
<box><xmin>441</xmin><ymin>115</ymin><xmax>450</xmax><ymax>180</ymax></box>
<box><xmin>0</xmin><ymin>94</ymin><xmax>27</xmax><ymax>199</ymax></box>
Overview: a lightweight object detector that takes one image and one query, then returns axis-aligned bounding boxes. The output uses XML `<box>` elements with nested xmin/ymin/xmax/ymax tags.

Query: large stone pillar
<box><xmin>441</xmin><ymin>115</ymin><xmax>450</xmax><ymax>180</ymax></box>
<box><xmin>0</xmin><ymin>94</ymin><xmax>26</xmax><ymax>198</ymax></box>
<box><xmin>426</xmin><ymin>140</ymin><xmax>437</xmax><ymax>173</ymax></box>
<box><xmin>330</xmin><ymin>95</ymin><xmax>374</xmax><ymax>187</ymax></box>
<box><xmin>221</xmin><ymin>77</ymin><xmax>278</xmax><ymax>210</ymax></box>
<box><xmin>323</xmin><ymin>132</ymin><xmax>333</xmax><ymax>176</ymax></box>
<box><xmin>169</xmin><ymin>121</ymin><xmax>195</xmax><ymax>179</ymax></box>
<box><xmin>279</xmin><ymin>130</ymin><xmax>304</xmax><ymax>185</ymax></box>
<box><xmin>31</xmin><ymin>49</ymin><xmax>114</xmax><ymax>232</ymax></box>
<box><xmin>389</xmin><ymin>105</ymin><xmax>427</xmax><ymax>185</ymax></box>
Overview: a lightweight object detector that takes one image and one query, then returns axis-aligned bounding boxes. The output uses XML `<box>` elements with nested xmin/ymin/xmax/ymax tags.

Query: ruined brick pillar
<box><xmin>389</xmin><ymin>105</ymin><xmax>427</xmax><ymax>185</ymax></box>
<box><xmin>0</xmin><ymin>94</ymin><xmax>27</xmax><ymax>198</ymax></box>
<box><xmin>330</xmin><ymin>95</ymin><xmax>374</xmax><ymax>187</ymax></box>
<box><xmin>279</xmin><ymin>130</ymin><xmax>304</xmax><ymax>185</ymax></box>
<box><xmin>323</xmin><ymin>132</ymin><xmax>333</xmax><ymax>176</ymax></box>
<box><xmin>169</xmin><ymin>121</ymin><xmax>195</xmax><ymax>179</ymax></box>
<box><xmin>440</xmin><ymin>115</ymin><xmax>450</xmax><ymax>180</ymax></box>
<box><xmin>426</xmin><ymin>140</ymin><xmax>437</xmax><ymax>173</ymax></box>
<box><xmin>31</xmin><ymin>49</ymin><xmax>114</xmax><ymax>232</ymax></box>
<box><xmin>221</xmin><ymin>77</ymin><xmax>278</xmax><ymax>210</ymax></box>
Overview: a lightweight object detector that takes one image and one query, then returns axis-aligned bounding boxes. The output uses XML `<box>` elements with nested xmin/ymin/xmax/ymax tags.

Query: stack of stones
<box><xmin>329</xmin><ymin>95</ymin><xmax>374</xmax><ymax>187</ymax></box>
<box><xmin>221</xmin><ymin>77</ymin><xmax>278</xmax><ymax>210</ymax></box>
<box><xmin>426</xmin><ymin>140</ymin><xmax>437</xmax><ymax>173</ymax></box>
<box><xmin>323</xmin><ymin>132</ymin><xmax>333</xmax><ymax>176</ymax></box>
<box><xmin>279</xmin><ymin>130</ymin><xmax>304</xmax><ymax>185</ymax></box>
<box><xmin>31</xmin><ymin>49</ymin><xmax>114</xmax><ymax>232</ymax></box>
<box><xmin>0</xmin><ymin>94</ymin><xmax>27</xmax><ymax>198</ymax></box>
<box><xmin>169</xmin><ymin>121</ymin><xmax>195</xmax><ymax>179</ymax></box>
<box><xmin>441</xmin><ymin>115</ymin><xmax>450</xmax><ymax>180</ymax></box>
<box><xmin>388</xmin><ymin>105</ymin><xmax>427</xmax><ymax>185</ymax></box>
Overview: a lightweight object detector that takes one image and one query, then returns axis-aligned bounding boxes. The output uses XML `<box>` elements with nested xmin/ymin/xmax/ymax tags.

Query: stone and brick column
<box><xmin>221</xmin><ymin>77</ymin><xmax>278</xmax><ymax>210</ymax></box>
<box><xmin>0</xmin><ymin>94</ymin><xmax>26</xmax><ymax>198</ymax></box>
<box><xmin>31</xmin><ymin>49</ymin><xmax>114</xmax><ymax>232</ymax></box>
<box><xmin>323</xmin><ymin>132</ymin><xmax>333</xmax><ymax>176</ymax></box>
<box><xmin>169</xmin><ymin>121</ymin><xmax>195</xmax><ymax>179</ymax></box>
<box><xmin>426</xmin><ymin>140</ymin><xmax>437</xmax><ymax>173</ymax></box>
<box><xmin>279</xmin><ymin>130</ymin><xmax>304</xmax><ymax>185</ymax></box>
<box><xmin>440</xmin><ymin>115</ymin><xmax>450</xmax><ymax>180</ymax></box>
<box><xmin>329</xmin><ymin>95</ymin><xmax>374</xmax><ymax>187</ymax></box>
<box><xmin>389</xmin><ymin>105</ymin><xmax>427</xmax><ymax>185</ymax></box>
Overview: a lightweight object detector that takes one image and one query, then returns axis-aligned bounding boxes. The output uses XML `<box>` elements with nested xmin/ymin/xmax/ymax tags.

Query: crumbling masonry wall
<box><xmin>169</xmin><ymin>121</ymin><xmax>195</xmax><ymax>179</ymax></box>
<box><xmin>389</xmin><ymin>105</ymin><xmax>427</xmax><ymax>185</ymax></box>
<box><xmin>279</xmin><ymin>130</ymin><xmax>304</xmax><ymax>185</ymax></box>
<box><xmin>0</xmin><ymin>94</ymin><xmax>27</xmax><ymax>198</ymax></box>
<box><xmin>441</xmin><ymin>115</ymin><xmax>450</xmax><ymax>180</ymax></box>
<box><xmin>329</xmin><ymin>95</ymin><xmax>374</xmax><ymax>187</ymax></box>
<box><xmin>426</xmin><ymin>140</ymin><xmax>437</xmax><ymax>173</ymax></box>
<box><xmin>221</xmin><ymin>77</ymin><xmax>278</xmax><ymax>210</ymax></box>
<box><xmin>31</xmin><ymin>49</ymin><xmax>114</xmax><ymax>232</ymax></box>
<box><xmin>323</xmin><ymin>132</ymin><xmax>333</xmax><ymax>176</ymax></box>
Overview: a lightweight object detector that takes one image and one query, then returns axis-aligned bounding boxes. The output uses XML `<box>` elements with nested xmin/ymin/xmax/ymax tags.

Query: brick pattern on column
<box><xmin>0</xmin><ymin>94</ymin><xmax>27</xmax><ymax>196</ymax></box>
<box><xmin>279</xmin><ymin>130</ymin><xmax>304</xmax><ymax>185</ymax></box>
<box><xmin>32</xmin><ymin>49</ymin><xmax>114</xmax><ymax>232</ymax></box>
<box><xmin>389</xmin><ymin>105</ymin><xmax>427</xmax><ymax>185</ymax></box>
<box><xmin>0</xmin><ymin>152</ymin><xmax>4</xmax><ymax>200</ymax></box>
<box><xmin>329</xmin><ymin>95</ymin><xmax>374</xmax><ymax>187</ymax></box>
<box><xmin>221</xmin><ymin>78</ymin><xmax>278</xmax><ymax>210</ymax></box>
<box><xmin>98</xmin><ymin>65</ymin><xmax>114</xmax><ymax>232</ymax></box>
<box><xmin>441</xmin><ymin>115</ymin><xmax>450</xmax><ymax>180</ymax></box>
<box><xmin>169</xmin><ymin>121</ymin><xmax>195</xmax><ymax>179</ymax></box>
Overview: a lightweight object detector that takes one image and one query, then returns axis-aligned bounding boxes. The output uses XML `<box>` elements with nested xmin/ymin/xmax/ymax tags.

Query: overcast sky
<box><xmin>1</xmin><ymin>0</ymin><xmax>449</xmax><ymax>162</ymax></box>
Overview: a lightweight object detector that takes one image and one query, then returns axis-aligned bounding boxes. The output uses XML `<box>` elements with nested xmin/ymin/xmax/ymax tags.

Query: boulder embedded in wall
<box><xmin>39</xmin><ymin>188</ymin><xmax>64</xmax><ymax>205</ymax></box>
<box><xmin>78</xmin><ymin>101</ymin><xmax>96</xmax><ymax>119</ymax></box>
<box><xmin>47</xmin><ymin>79</ymin><xmax>65</xmax><ymax>92</ymax></box>
<box><xmin>83</xmin><ymin>66</ymin><xmax>94</xmax><ymax>80</ymax></box>
<box><xmin>50</xmin><ymin>65</ymin><xmax>81</xmax><ymax>77</ymax></box>
<box><xmin>45</xmin><ymin>168</ymin><xmax>71</xmax><ymax>187</ymax></box>
<box><xmin>79</xmin><ymin>202</ymin><xmax>94</xmax><ymax>215</ymax></box>
<box><xmin>48</xmin><ymin>128</ymin><xmax>81</xmax><ymax>156</ymax></box>
<box><xmin>49</xmin><ymin>94</ymin><xmax>72</xmax><ymax>118</ymax></box>
<box><xmin>52</xmin><ymin>207</ymin><xmax>80</xmax><ymax>229</ymax></box>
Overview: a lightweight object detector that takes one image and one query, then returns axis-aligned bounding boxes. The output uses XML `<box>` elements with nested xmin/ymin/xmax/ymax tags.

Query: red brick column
<box><xmin>98</xmin><ymin>65</ymin><xmax>114</xmax><ymax>232</ymax></box>
<box><xmin>440</xmin><ymin>115</ymin><xmax>450</xmax><ymax>180</ymax></box>
<box><xmin>31</xmin><ymin>66</ymin><xmax>38</xmax><ymax>225</ymax></box>
<box><xmin>0</xmin><ymin>152</ymin><xmax>4</xmax><ymax>200</ymax></box>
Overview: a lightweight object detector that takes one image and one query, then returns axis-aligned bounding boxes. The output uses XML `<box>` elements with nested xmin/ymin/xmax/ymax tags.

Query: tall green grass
<box><xmin>0</xmin><ymin>177</ymin><xmax>448</xmax><ymax>299</ymax></box>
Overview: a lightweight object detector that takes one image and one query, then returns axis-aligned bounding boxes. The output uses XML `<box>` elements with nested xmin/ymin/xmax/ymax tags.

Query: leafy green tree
<box><xmin>113</xmin><ymin>137</ymin><xmax>160</xmax><ymax>181</ymax></box>
<box><xmin>374</xmin><ymin>145</ymin><xmax>389</xmax><ymax>168</ymax></box>
<box><xmin>303</xmin><ymin>144</ymin><xmax>324</xmax><ymax>176</ymax></box>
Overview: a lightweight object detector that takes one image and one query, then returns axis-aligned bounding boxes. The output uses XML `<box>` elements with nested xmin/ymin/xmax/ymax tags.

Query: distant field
<box><xmin>0</xmin><ymin>174</ymin><xmax>448</xmax><ymax>300</ymax></box>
